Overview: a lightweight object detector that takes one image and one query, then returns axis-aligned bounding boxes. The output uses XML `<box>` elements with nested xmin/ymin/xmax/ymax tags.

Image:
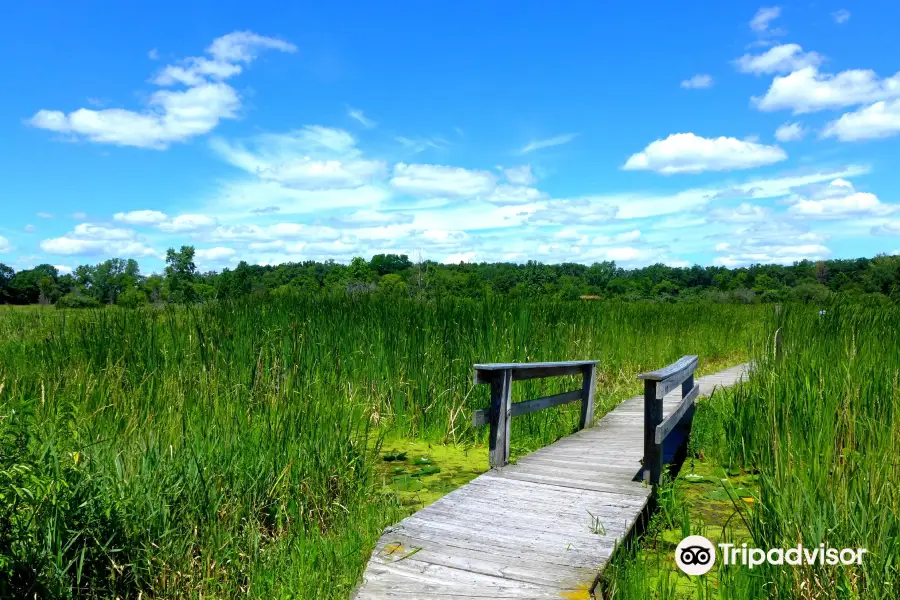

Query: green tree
<box><xmin>164</xmin><ymin>246</ymin><xmax>198</xmax><ymax>303</ymax></box>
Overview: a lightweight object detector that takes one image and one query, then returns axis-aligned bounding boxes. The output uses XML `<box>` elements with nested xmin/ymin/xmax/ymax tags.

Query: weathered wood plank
<box><xmin>474</xmin><ymin>361</ymin><xmax>600</xmax><ymax>385</ymax></box>
<box><xmin>354</xmin><ymin>362</ymin><xmax>750</xmax><ymax>599</ymax></box>
<box><xmin>579</xmin><ymin>363</ymin><xmax>597</xmax><ymax>429</ymax></box>
<box><xmin>488</xmin><ymin>368</ymin><xmax>513</xmax><ymax>468</ymax></box>
<box><xmin>655</xmin><ymin>382</ymin><xmax>700</xmax><ymax>444</ymax></box>
<box><xmin>638</xmin><ymin>355</ymin><xmax>698</xmax><ymax>399</ymax></box>
<box><xmin>472</xmin><ymin>389</ymin><xmax>583</xmax><ymax>427</ymax></box>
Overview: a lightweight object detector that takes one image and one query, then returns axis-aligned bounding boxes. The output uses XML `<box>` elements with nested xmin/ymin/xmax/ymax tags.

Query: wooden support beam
<box><xmin>642</xmin><ymin>378</ymin><xmax>663</xmax><ymax>485</ymax></box>
<box><xmin>579</xmin><ymin>363</ymin><xmax>597</xmax><ymax>430</ymax></box>
<box><xmin>488</xmin><ymin>369</ymin><xmax>513</xmax><ymax>468</ymax></box>
<box><xmin>473</xmin><ymin>389</ymin><xmax>583</xmax><ymax>427</ymax></box>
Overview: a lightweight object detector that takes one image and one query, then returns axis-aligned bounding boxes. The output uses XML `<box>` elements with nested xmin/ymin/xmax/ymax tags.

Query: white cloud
<box><xmin>832</xmin><ymin>9</ymin><xmax>850</xmax><ymax>24</ymax></box>
<box><xmin>442</xmin><ymin>251</ymin><xmax>477</xmax><ymax>264</ymax></box>
<box><xmin>821</xmin><ymin>99</ymin><xmax>900</xmax><ymax>141</ymax></box>
<box><xmin>390</xmin><ymin>163</ymin><xmax>496</xmax><ymax>197</ymax></box>
<box><xmin>503</xmin><ymin>165</ymin><xmax>536</xmax><ymax>186</ymax></box>
<box><xmin>54</xmin><ymin>265</ymin><xmax>73</xmax><ymax>275</ymax></box>
<box><xmin>158</xmin><ymin>214</ymin><xmax>218</xmax><ymax>232</ymax></box>
<box><xmin>114</xmin><ymin>209</ymin><xmax>169</xmax><ymax>225</ymax></box>
<box><xmin>210</xmin><ymin>127</ymin><xmax>386</xmax><ymax>191</ymax></box>
<box><xmin>708</xmin><ymin>202</ymin><xmax>770</xmax><ymax>223</ymax></box>
<box><xmin>24</xmin><ymin>225</ymin><xmax>36</xmax><ymax>233</ymax></box>
<box><xmin>40</xmin><ymin>223</ymin><xmax>157</xmax><ymax>257</ymax></box>
<box><xmin>486</xmin><ymin>185</ymin><xmax>548</xmax><ymax>206</ymax></box>
<box><xmin>71</xmin><ymin>212</ymin><xmax>88</xmax><ymax>220</ymax></box>
<box><xmin>775</xmin><ymin>121</ymin><xmax>806</xmax><ymax>141</ymax></box>
<box><xmin>0</xmin><ymin>236</ymin><xmax>10</xmax><ymax>253</ymax></box>
<box><xmin>750</xmin><ymin>6</ymin><xmax>781</xmax><ymax>33</ymax></box>
<box><xmin>681</xmin><ymin>74</ymin><xmax>714</xmax><ymax>89</ymax></box>
<box><xmin>28</xmin><ymin>32</ymin><xmax>295</xmax><ymax>149</ymax></box>
<box><xmin>623</xmin><ymin>133</ymin><xmax>787</xmax><ymax>174</ymax></box>
<box><xmin>734</xmin><ymin>44</ymin><xmax>824</xmax><ymax>75</ymax></box>
<box><xmin>347</xmin><ymin>106</ymin><xmax>376</xmax><ymax>128</ymax></box>
<box><xmin>37</xmin><ymin>212</ymin><xmax>54</xmax><ymax>219</ymax></box>
<box><xmin>754</xmin><ymin>66</ymin><xmax>900</xmax><ymax>114</ymax></box>
<box><xmin>527</xmin><ymin>198</ymin><xmax>618</xmax><ymax>225</ymax></box>
<box><xmin>330</xmin><ymin>210</ymin><xmax>414</xmax><ymax>227</ymax></box>
<box><xmin>207</xmin><ymin>223</ymin><xmax>339</xmax><ymax>242</ymax></box>
<box><xmin>787</xmin><ymin>178</ymin><xmax>895</xmax><ymax>219</ymax></box>
<box><xmin>195</xmin><ymin>247</ymin><xmax>237</xmax><ymax>261</ymax></box>
<box><xmin>873</xmin><ymin>221</ymin><xmax>900</xmax><ymax>236</ymax></box>
<box><xmin>520</xmin><ymin>133</ymin><xmax>578</xmax><ymax>154</ymax></box>
<box><xmin>29</xmin><ymin>83</ymin><xmax>240</xmax><ymax>149</ymax></box>
<box><xmin>71</xmin><ymin>223</ymin><xmax>135</xmax><ymax>240</ymax></box>
<box><xmin>713</xmin><ymin>221</ymin><xmax>829</xmax><ymax>266</ymax></box>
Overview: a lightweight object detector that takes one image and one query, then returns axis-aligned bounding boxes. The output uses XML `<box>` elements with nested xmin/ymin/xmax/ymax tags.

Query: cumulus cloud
<box><xmin>754</xmin><ymin>66</ymin><xmax>900</xmax><ymax>114</ymax></box>
<box><xmin>520</xmin><ymin>133</ymin><xmax>578</xmax><ymax>154</ymax></box>
<box><xmin>40</xmin><ymin>223</ymin><xmax>157</xmax><ymax>257</ymax></box>
<box><xmin>27</xmin><ymin>31</ymin><xmax>295</xmax><ymax>149</ymax></box>
<box><xmin>390</xmin><ymin>163</ymin><xmax>496</xmax><ymax>197</ymax></box>
<box><xmin>787</xmin><ymin>178</ymin><xmax>895</xmax><ymax>219</ymax></box>
<box><xmin>775</xmin><ymin>121</ymin><xmax>806</xmax><ymax>141</ymax></box>
<box><xmin>822</xmin><ymin>99</ymin><xmax>900</xmax><ymax>141</ymax></box>
<box><xmin>0</xmin><ymin>236</ymin><xmax>10</xmax><ymax>253</ymax></box>
<box><xmin>734</xmin><ymin>44</ymin><xmax>824</xmax><ymax>75</ymax></box>
<box><xmin>680</xmin><ymin>74</ymin><xmax>714</xmax><ymax>89</ymax></box>
<box><xmin>623</xmin><ymin>133</ymin><xmax>787</xmax><ymax>174</ymax></box>
<box><xmin>114</xmin><ymin>209</ymin><xmax>169</xmax><ymax>225</ymax></box>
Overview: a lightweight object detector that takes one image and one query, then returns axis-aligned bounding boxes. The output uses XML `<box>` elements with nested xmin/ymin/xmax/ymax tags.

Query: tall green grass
<box><xmin>0</xmin><ymin>297</ymin><xmax>761</xmax><ymax>598</ymax></box>
<box><xmin>606</xmin><ymin>300</ymin><xmax>900</xmax><ymax>599</ymax></box>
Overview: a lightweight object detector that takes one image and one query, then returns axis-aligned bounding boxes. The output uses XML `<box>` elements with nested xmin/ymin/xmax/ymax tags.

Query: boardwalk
<box><xmin>354</xmin><ymin>363</ymin><xmax>749</xmax><ymax>599</ymax></box>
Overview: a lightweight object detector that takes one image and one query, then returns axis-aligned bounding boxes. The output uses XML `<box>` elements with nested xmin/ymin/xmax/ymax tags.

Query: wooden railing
<box><xmin>638</xmin><ymin>355</ymin><xmax>700</xmax><ymax>485</ymax></box>
<box><xmin>472</xmin><ymin>361</ymin><xmax>599</xmax><ymax>468</ymax></box>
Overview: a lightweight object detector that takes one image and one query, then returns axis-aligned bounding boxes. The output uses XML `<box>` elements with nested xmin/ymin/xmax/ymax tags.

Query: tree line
<box><xmin>2</xmin><ymin>246</ymin><xmax>899</xmax><ymax>307</ymax></box>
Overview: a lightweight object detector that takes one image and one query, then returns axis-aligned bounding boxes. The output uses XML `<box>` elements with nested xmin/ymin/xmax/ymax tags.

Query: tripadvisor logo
<box><xmin>675</xmin><ymin>535</ymin><xmax>868</xmax><ymax>576</ymax></box>
<box><xmin>675</xmin><ymin>535</ymin><xmax>716</xmax><ymax>575</ymax></box>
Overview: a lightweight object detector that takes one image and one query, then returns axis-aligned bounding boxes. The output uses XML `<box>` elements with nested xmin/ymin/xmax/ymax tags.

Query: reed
<box><xmin>0</xmin><ymin>297</ymin><xmax>761</xmax><ymax>598</ymax></box>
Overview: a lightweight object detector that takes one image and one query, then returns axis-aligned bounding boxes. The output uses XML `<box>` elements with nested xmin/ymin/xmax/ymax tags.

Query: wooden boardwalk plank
<box><xmin>354</xmin><ymin>363</ymin><xmax>749</xmax><ymax>600</ymax></box>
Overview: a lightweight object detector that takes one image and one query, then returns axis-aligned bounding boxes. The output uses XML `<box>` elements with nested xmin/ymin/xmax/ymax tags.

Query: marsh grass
<box><xmin>0</xmin><ymin>296</ymin><xmax>761</xmax><ymax>598</ymax></box>
<box><xmin>605</xmin><ymin>300</ymin><xmax>900</xmax><ymax>599</ymax></box>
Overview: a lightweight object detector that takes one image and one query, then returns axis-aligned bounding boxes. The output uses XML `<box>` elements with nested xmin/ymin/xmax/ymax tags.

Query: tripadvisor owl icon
<box><xmin>675</xmin><ymin>535</ymin><xmax>716</xmax><ymax>576</ymax></box>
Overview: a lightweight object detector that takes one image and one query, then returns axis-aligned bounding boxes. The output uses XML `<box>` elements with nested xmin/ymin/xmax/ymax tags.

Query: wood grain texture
<box><xmin>354</xmin><ymin>362</ymin><xmax>750</xmax><ymax>600</ymax></box>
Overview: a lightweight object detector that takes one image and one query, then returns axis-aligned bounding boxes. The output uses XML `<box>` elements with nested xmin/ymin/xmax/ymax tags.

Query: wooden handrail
<box><xmin>638</xmin><ymin>355</ymin><xmax>700</xmax><ymax>485</ymax></box>
<box><xmin>472</xmin><ymin>360</ymin><xmax>599</xmax><ymax>468</ymax></box>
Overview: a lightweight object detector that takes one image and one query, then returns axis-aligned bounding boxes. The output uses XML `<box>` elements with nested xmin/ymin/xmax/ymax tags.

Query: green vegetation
<box><xmin>4</xmin><ymin>249</ymin><xmax>900</xmax><ymax>307</ymax></box>
<box><xmin>0</xmin><ymin>297</ymin><xmax>761</xmax><ymax>598</ymax></box>
<box><xmin>602</xmin><ymin>301</ymin><xmax>900</xmax><ymax>599</ymax></box>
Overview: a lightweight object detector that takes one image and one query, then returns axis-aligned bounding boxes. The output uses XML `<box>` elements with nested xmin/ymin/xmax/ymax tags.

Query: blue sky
<box><xmin>2</xmin><ymin>1</ymin><xmax>899</xmax><ymax>274</ymax></box>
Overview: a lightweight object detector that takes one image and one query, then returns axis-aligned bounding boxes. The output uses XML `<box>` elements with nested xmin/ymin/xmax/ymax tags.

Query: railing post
<box><xmin>643</xmin><ymin>379</ymin><xmax>663</xmax><ymax>485</ymax></box>
<box><xmin>681</xmin><ymin>372</ymin><xmax>694</xmax><ymax>399</ymax></box>
<box><xmin>488</xmin><ymin>368</ymin><xmax>513</xmax><ymax>468</ymax></box>
<box><xmin>579</xmin><ymin>363</ymin><xmax>597</xmax><ymax>430</ymax></box>
<box><xmin>774</xmin><ymin>327</ymin><xmax>783</xmax><ymax>361</ymax></box>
